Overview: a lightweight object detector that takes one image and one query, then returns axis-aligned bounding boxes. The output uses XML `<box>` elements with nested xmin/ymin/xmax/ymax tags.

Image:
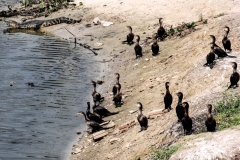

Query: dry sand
<box><xmin>7</xmin><ymin>0</ymin><xmax>240</xmax><ymax>159</ymax></box>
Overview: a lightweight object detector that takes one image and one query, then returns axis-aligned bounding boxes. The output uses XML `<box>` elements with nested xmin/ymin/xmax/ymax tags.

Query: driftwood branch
<box><xmin>76</xmin><ymin>42</ymin><xmax>98</xmax><ymax>56</ymax></box>
<box><xmin>64</xmin><ymin>28</ymin><xmax>98</xmax><ymax>56</ymax></box>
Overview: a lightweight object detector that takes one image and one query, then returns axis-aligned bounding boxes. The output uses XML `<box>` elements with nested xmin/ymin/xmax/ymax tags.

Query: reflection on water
<box><xmin>0</xmin><ymin>12</ymin><xmax>100</xmax><ymax>160</ymax></box>
<box><xmin>3</xmin><ymin>28</ymin><xmax>46</xmax><ymax>36</ymax></box>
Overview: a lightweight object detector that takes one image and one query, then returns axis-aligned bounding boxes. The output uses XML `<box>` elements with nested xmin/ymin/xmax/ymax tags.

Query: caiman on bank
<box><xmin>4</xmin><ymin>17</ymin><xmax>81</xmax><ymax>30</ymax></box>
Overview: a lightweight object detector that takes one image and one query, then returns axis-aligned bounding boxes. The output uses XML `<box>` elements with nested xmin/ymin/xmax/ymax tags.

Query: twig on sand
<box><xmin>77</xmin><ymin>42</ymin><xmax>98</xmax><ymax>56</ymax></box>
<box><xmin>64</xmin><ymin>27</ymin><xmax>98</xmax><ymax>55</ymax></box>
<box><xmin>64</xmin><ymin>27</ymin><xmax>77</xmax><ymax>44</ymax></box>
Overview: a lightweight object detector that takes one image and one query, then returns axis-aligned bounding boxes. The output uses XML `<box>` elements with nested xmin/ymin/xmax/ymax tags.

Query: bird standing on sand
<box><xmin>228</xmin><ymin>62</ymin><xmax>239</xmax><ymax>89</ymax></box>
<box><xmin>205</xmin><ymin>104</ymin><xmax>216</xmax><ymax>132</ymax></box>
<box><xmin>91</xmin><ymin>80</ymin><xmax>104</xmax><ymax>104</ymax></box>
<box><xmin>176</xmin><ymin>92</ymin><xmax>184</xmax><ymax>122</ymax></box>
<box><xmin>204</xmin><ymin>43</ymin><xmax>216</xmax><ymax>69</ymax></box>
<box><xmin>122</xmin><ymin>26</ymin><xmax>134</xmax><ymax>45</ymax></box>
<box><xmin>113</xmin><ymin>84</ymin><xmax>122</xmax><ymax>107</ymax></box>
<box><xmin>134</xmin><ymin>35</ymin><xmax>142</xmax><ymax>59</ymax></box>
<box><xmin>112</xmin><ymin>73</ymin><xmax>121</xmax><ymax>97</ymax></box>
<box><xmin>222</xmin><ymin>26</ymin><xmax>232</xmax><ymax>52</ymax></box>
<box><xmin>151</xmin><ymin>39</ymin><xmax>159</xmax><ymax>56</ymax></box>
<box><xmin>136</xmin><ymin>102</ymin><xmax>148</xmax><ymax>132</ymax></box>
<box><xmin>181</xmin><ymin>102</ymin><xmax>192</xmax><ymax>135</ymax></box>
<box><xmin>163</xmin><ymin>82</ymin><xmax>173</xmax><ymax>112</ymax></box>
<box><xmin>157</xmin><ymin>18</ymin><xmax>166</xmax><ymax>40</ymax></box>
<box><xmin>78</xmin><ymin>111</ymin><xmax>103</xmax><ymax>133</ymax></box>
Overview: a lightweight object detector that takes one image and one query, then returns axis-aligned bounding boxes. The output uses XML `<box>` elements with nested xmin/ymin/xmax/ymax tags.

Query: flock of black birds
<box><xmin>78</xmin><ymin>18</ymin><xmax>239</xmax><ymax>136</ymax></box>
<box><xmin>78</xmin><ymin>73</ymin><xmax>121</xmax><ymax>133</ymax></box>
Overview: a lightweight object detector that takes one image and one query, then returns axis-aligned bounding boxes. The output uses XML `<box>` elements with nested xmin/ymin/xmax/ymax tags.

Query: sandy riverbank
<box><xmin>4</xmin><ymin>0</ymin><xmax>240</xmax><ymax>159</ymax></box>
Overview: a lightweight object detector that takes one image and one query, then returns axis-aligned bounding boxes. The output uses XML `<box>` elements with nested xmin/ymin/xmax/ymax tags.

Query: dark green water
<box><xmin>0</xmin><ymin>1</ymin><xmax>101</xmax><ymax>159</ymax></box>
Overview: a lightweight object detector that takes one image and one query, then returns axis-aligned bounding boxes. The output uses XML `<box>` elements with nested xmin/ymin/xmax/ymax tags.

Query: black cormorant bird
<box><xmin>134</xmin><ymin>35</ymin><xmax>142</xmax><ymax>59</ymax></box>
<box><xmin>113</xmin><ymin>84</ymin><xmax>122</xmax><ymax>107</ymax></box>
<box><xmin>176</xmin><ymin>92</ymin><xmax>184</xmax><ymax>122</ymax></box>
<box><xmin>205</xmin><ymin>104</ymin><xmax>216</xmax><ymax>132</ymax></box>
<box><xmin>91</xmin><ymin>80</ymin><xmax>104</xmax><ymax>104</ymax></box>
<box><xmin>86</xmin><ymin>102</ymin><xmax>105</xmax><ymax>124</ymax></box>
<box><xmin>228</xmin><ymin>62</ymin><xmax>239</xmax><ymax>89</ymax></box>
<box><xmin>92</xmin><ymin>102</ymin><xmax>119</xmax><ymax>118</ymax></box>
<box><xmin>151</xmin><ymin>39</ymin><xmax>159</xmax><ymax>56</ymax></box>
<box><xmin>209</xmin><ymin>35</ymin><xmax>228</xmax><ymax>58</ymax></box>
<box><xmin>136</xmin><ymin>102</ymin><xmax>148</xmax><ymax>132</ymax></box>
<box><xmin>204</xmin><ymin>43</ymin><xmax>216</xmax><ymax>69</ymax></box>
<box><xmin>163</xmin><ymin>82</ymin><xmax>173</xmax><ymax>112</ymax></box>
<box><xmin>112</xmin><ymin>73</ymin><xmax>121</xmax><ymax>97</ymax></box>
<box><xmin>78</xmin><ymin>111</ymin><xmax>103</xmax><ymax>133</ymax></box>
<box><xmin>122</xmin><ymin>26</ymin><xmax>134</xmax><ymax>45</ymax></box>
<box><xmin>222</xmin><ymin>26</ymin><xmax>232</xmax><ymax>52</ymax></box>
<box><xmin>157</xmin><ymin>18</ymin><xmax>166</xmax><ymax>40</ymax></box>
<box><xmin>181</xmin><ymin>102</ymin><xmax>192</xmax><ymax>135</ymax></box>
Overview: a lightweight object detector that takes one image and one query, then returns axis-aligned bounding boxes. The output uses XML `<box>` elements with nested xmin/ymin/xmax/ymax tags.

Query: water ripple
<box><xmin>0</xmin><ymin>9</ymin><xmax>100</xmax><ymax>160</ymax></box>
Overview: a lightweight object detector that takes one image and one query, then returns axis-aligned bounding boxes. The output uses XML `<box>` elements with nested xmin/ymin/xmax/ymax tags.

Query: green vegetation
<box><xmin>39</xmin><ymin>2</ymin><xmax>45</xmax><ymax>12</ymax></box>
<box><xmin>135</xmin><ymin>156</ymin><xmax>140</xmax><ymax>160</ymax></box>
<box><xmin>150</xmin><ymin>145</ymin><xmax>181</xmax><ymax>160</ymax></box>
<box><xmin>163</xmin><ymin>21</ymin><xmax>197</xmax><ymax>39</ymax></box>
<box><xmin>20</xmin><ymin>0</ymin><xmax>68</xmax><ymax>14</ymax></box>
<box><xmin>21</xmin><ymin>0</ymin><xmax>30</xmax><ymax>8</ymax></box>
<box><xmin>214</xmin><ymin>13</ymin><xmax>225</xmax><ymax>18</ymax></box>
<box><xmin>215</xmin><ymin>93</ymin><xmax>240</xmax><ymax>130</ymax></box>
<box><xmin>186</xmin><ymin>22</ymin><xmax>195</xmax><ymax>29</ymax></box>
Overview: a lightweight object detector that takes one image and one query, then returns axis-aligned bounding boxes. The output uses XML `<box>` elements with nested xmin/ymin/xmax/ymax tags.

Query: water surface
<box><xmin>0</xmin><ymin>1</ymin><xmax>101</xmax><ymax>159</ymax></box>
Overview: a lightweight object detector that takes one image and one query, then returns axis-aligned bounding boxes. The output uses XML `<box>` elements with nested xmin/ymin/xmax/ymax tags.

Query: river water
<box><xmin>0</xmin><ymin>1</ymin><xmax>101</xmax><ymax>159</ymax></box>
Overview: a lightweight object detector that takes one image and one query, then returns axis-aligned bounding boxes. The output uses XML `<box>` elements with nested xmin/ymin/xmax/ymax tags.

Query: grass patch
<box><xmin>215</xmin><ymin>93</ymin><xmax>240</xmax><ymax>130</ymax></box>
<box><xmin>162</xmin><ymin>21</ymin><xmax>197</xmax><ymax>39</ymax></box>
<box><xmin>214</xmin><ymin>13</ymin><xmax>225</xmax><ymax>18</ymax></box>
<box><xmin>150</xmin><ymin>145</ymin><xmax>181</xmax><ymax>160</ymax></box>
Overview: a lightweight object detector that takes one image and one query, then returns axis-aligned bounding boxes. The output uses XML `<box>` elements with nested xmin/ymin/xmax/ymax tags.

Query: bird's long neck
<box><xmin>92</xmin><ymin>84</ymin><xmax>96</xmax><ymax>93</ymax></box>
<box><xmin>211</xmin><ymin>37</ymin><xmax>216</xmax><ymax>44</ymax></box>
<box><xmin>224</xmin><ymin>31</ymin><xmax>229</xmax><ymax>39</ymax></box>
<box><xmin>128</xmin><ymin>27</ymin><xmax>132</xmax><ymax>33</ymax></box>
<box><xmin>233</xmin><ymin>69</ymin><xmax>237</xmax><ymax>73</ymax></box>
<box><xmin>208</xmin><ymin>107</ymin><xmax>212</xmax><ymax>114</ymax></box>
<box><xmin>178</xmin><ymin>96</ymin><xmax>183</xmax><ymax>105</ymax></box>
<box><xmin>136</xmin><ymin>38</ymin><xmax>140</xmax><ymax>43</ymax></box>
<box><xmin>81</xmin><ymin>112</ymin><xmax>88</xmax><ymax>122</ymax></box>
<box><xmin>86</xmin><ymin>104</ymin><xmax>90</xmax><ymax>113</ymax></box>
<box><xmin>184</xmin><ymin>107</ymin><xmax>188</xmax><ymax>118</ymax></box>
<box><xmin>233</xmin><ymin>65</ymin><xmax>237</xmax><ymax>72</ymax></box>
<box><xmin>166</xmin><ymin>86</ymin><xmax>170</xmax><ymax>94</ymax></box>
<box><xmin>138</xmin><ymin>108</ymin><xmax>142</xmax><ymax>115</ymax></box>
<box><xmin>116</xmin><ymin>77</ymin><xmax>119</xmax><ymax>84</ymax></box>
<box><xmin>207</xmin><ymin>106</ymin><xmax>213</xmax><ymax>119</ymax></box>
<box><xmin>159</xmin><ymin>20</ymin><xmax>163</xmax><ymax>27</ymax></box>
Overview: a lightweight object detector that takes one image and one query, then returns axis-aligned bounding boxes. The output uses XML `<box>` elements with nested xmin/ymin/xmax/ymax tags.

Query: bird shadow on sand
<box><xmin>226</xmin><ymin>55</ymin><xmax>237</xmax><ymax>58</ymax></box>
<box><xmin>203</xmin><ymin>61</ymin><xmax>216</xmax><ymax>69</ymax></box>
